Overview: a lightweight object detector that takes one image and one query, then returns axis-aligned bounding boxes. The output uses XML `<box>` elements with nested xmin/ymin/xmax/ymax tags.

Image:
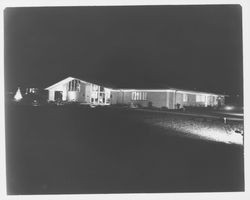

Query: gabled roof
<box><xmin>45</xmin><ymin>77</ymin><xmax>88</xmax><ymax>90</ymax></box>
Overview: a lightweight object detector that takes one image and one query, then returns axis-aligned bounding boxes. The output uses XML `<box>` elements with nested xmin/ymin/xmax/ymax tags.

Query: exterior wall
<box><xmin>181</xmin><ymin>93</ymin><xmax>207</xmax><ymax>107</ymax></box>
<box><xmin>90</xmin><ymin>84</ymin><xmax>99</xmax><ymax>103</ymax></box>
<box><xmin>47</xmin><ymin>83</ymin><xmax>68</xmax><ymax>101</ymax></box>
<box><xmin>175</xmin><ymin>92</ymin><xmax>225</xmax><ymax>108</ymax></box>
<box><xmin>131</xmin><ymin>92</ymin><xmax>148</xmax><ymax>107</ymax></box>
<box><xmin>183</xmin><ymin>94</ymin><xmax>197</xmax><ymax>107</ymax></box>
<box><xmin>110</xmin><ymin>91</ymin><xmax>120</xmax><ymax>104</ymax></box>
<box><xmin>174</xmin><ymin>93</ymin><xmax>184</xmax><ymax>108</ymax></box>
<box><xmin>104</xmin><ymin>88</ymin><xmax>112</xmax><ymax>104</ymax></box>
<box><xmin>78</xmin><ymin>82</ymin><xmax>87</xmax><ymax>102</ymax></box>
<box><xmin>47</xmin><ymin>79</ymin><xmax>111</xmax><ymax>105</ymax></box>
<box><xmin>218</xmin><ymin>96</ymin><xmax>225</xmax><ymax>106</ymax></box>
<box><xmin>147</xmin><ymin>91</ymin><xmax>175</xmax><ymax>109</ymax></box>
<box><xmin>48</xmin><ymin>90</ymin><xmax>55</xmax><ymax>101</ymax></box>
<box><xmin>47</xmin><ymin>78</ymin><xmax>226</xmax><ymax>108</ymax></box>
<box><xmin>147</xmin><ymin>92</ymin><xmax>167</xmax><ymax>108</ymax></box>
<box><xmin>110</xmin><ymin>91</ymin><xmax>132</xmax><ymax>105</ymax></box>
<box><xmin>66</xmin><ymin>82</ymin><xmax>86</xmax><ymax>102</ymax></box>
<box><xmin>110</xmin><ymin>90</ymin><xmax>176</xmax><ymax>109</ymax></box>
<box><xmin>67</xmin><ymin>91</ymin><xmax>79</xmax><ymax>101</ymax></box>
<box><xmin>110</xmin><ymin>90</ymin><xmax>226</xmax><ymax>109</ymax></box>
<box><xmin>168</xmin><ymin>92</ymin><xmax>174</xmax><ymax>109</ymax></box>
<box><xmin>87</xmin><ymin>84</ymin><xmax>111</xmax><ymax>105</ymax></box>
<box><xmin>123</xmin><ymin>92</ymin><xmax>132</xmax><ymax>104</ymax></box>
<box><xmin>207</xmin><ymin>96</ymin><xmax>214</xmax><ymax>106</ymax></box>
<box><xmin>169</xmin><ymin>91</ymin><xmax>214</xmax><ymax>108</ymax></box>
<box><xmin>85</xmin><ymin>83</ymin><xmax>92</xmax><ymax>103</ymax></box>
<box><xmin>47</xmin><ymin>81</ymin><xmax>85</xmax><ymax>102</ymax></box>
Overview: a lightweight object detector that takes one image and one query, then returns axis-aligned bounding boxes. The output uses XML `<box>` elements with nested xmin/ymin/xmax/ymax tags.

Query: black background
<box><xmin>4</xmin><ymin>5</ymin><xmax>243</xmax><ymax>97</ymax></box>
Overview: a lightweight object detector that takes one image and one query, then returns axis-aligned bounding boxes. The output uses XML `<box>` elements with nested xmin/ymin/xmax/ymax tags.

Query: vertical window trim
<box><xmin>136</xmin><ymin>92</ymin><xmax>139</xmax><ymax>100</ymax></box>
<box><xmin>76</xmin><ymin>80</ymin><xmax>80</xmax><ymax>92</ymax></box>
<box><xmin>132</xmin><ymin>92</ymin><xmax>135</xmax><ymax>100</ymax></box>
<box><xmin>132</xmin><ymin>91</ymin><xmax>147</xmax><ymax>101</ymax></box>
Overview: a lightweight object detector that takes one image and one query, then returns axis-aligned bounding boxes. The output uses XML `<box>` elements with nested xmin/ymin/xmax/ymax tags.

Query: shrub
<box><xmin>161</xmin><ymin>106</ymin><xmax>168</xmax><ymax>111</ymax></box>
<box><xmin>148</xmin><ymin>101</ymin><xmax>153</xmax><ymax>108</ymax></box>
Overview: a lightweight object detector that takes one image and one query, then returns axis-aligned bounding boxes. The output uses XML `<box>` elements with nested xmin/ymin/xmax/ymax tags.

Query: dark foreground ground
<box><xmin>5</xmin><ymin>105</ymin><xmax>244</xmax><ymax>194</ymax></box>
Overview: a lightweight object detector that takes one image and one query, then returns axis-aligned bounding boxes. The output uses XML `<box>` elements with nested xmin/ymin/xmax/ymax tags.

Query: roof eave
<box><xmin>45</xmin><ymin>77</ymin><xmax>87</xmax><ymax>90</ymax></box>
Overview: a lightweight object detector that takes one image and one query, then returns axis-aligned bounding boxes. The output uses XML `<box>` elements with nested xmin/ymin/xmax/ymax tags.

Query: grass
<box><xmin>140</xmin><ymin>113</ymin><xmax>243</xmax><ymax>145</ymax></box>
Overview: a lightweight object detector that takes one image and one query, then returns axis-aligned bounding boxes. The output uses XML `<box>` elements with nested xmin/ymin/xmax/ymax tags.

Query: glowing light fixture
<box><xmin>224</xmin><ymin>105</ymin><xmax>234</xmax><ymax>111</ymax></box>
<box><xmin>14</xmin><ymin>87</ymin><xmax>23</xmax><ymax>101</ymax></box>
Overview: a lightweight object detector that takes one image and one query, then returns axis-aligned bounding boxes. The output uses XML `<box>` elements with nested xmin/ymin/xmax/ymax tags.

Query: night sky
<box><xmin>4</xmin><ymin>5</ymin><xmax>243</xmax><ymax>96</ymax></box>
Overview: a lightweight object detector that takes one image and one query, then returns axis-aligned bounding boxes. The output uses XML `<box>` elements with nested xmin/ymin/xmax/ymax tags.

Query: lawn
<box><xmin>5</xmin><ymin>105</ymin><xmax>244</xmax><ymax>194</ymax></box>
<box><xmin>132</xmin><ymin>109</ymin><xmax>243</xmax><ymax>145</ymax></box>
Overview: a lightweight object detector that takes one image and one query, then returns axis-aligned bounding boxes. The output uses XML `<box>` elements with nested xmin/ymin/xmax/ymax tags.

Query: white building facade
<box><xmin>45</xmin><ymin>77</ymin><xmax>226</xmax><ymax>108</ymax></box>
<box><xmin>111</xmin><ymin>89</ymin><xmax>226</xmax><ymax>109</ymax></box>
<box><xmin>45</xmin><ymin>77</ymin><xmax>111</xmax><ymax>105</ymax></box>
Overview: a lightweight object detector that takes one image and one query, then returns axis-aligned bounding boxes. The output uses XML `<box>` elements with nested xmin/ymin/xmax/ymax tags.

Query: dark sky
<box><xmin>4</xmin><ymin>5</ymin><xmax>243</xmax><ymax>95</ymax></box>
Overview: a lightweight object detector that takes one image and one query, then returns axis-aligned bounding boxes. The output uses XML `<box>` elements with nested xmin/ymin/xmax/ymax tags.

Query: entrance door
<box><xmin>54</xmin><ymin>91</ymin><xmax>63</xmax><ymax>101</ymax></box>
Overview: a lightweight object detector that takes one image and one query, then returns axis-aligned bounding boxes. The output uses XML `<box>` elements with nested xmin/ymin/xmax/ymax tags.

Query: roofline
<box><xmin>45</xmin><ymin>77</ymin><xmax>88</xmax><ymax>90</ymax></box>
<box><xmin>45</xmin><ymin>76</ymin><xmax>114</xmax><ymax>90</ymax></box>
<box><xmin>111</xmin><ymin>89</ymin><xmax>176</xmax><ymax>92</ymax></box>
<box><xmin>175</xmin><ymin>89</ymin><xmax>228</xmax><ymax>97</ymax></box>
<box><xmin>45</xmin><ymin>77</ymin><xmax>228</xmax><ymax>97</ymax></box>
<box><xmin>111</xmin><ymin>88</ymin><xmax>228</xmax><ymax>96</ymax></box>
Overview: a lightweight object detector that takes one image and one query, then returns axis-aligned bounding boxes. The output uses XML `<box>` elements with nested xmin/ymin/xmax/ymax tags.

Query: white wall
<box><xmin>47</xmin><ymin>83</ymin><xmax>67</xmax><ymax>101</ymax></box>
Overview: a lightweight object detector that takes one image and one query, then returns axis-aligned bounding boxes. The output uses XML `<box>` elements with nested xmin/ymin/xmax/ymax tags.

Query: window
<box><xmin>92</xmin><ymin>84</ymin><xmax>99</xmax><ymax>91</ymax></box>
<box><xmin>183</xmin><ymin>94</ymin><xmax>188</xmax><ymax>102</ymax></box>
<box><xmin>136</xmin><ymin>92</ymin><xmax>140</xmax><ymax>100</ymax></box>
<box><xmin>132</xmin><ymin>92</ymin><xmax>147</xmax><ymax>100</ymax></box>
<box><xmin>196</xmin><ymin>95</ymin><xmax>205</xmax><ymax>102</ymax></box>
<box><xmin>132</xmin><ymin>92</ymin><xmax>136</xmax><ymax>100</ymax></box>
<box><xmin>68</xmin><ymin>80</ymin><xmax>80</xmax><ymax>91</ymax></box>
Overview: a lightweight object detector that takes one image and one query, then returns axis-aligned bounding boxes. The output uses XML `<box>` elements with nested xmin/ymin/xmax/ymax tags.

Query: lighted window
<box><xmin>136</xmin><ymin>92</ymin><xmax>140</xmax><ymax>100</ymax></box>
<box><xmin>196</xmin><ymin>95</ymin><xmax>205</xmax><ymax>102</ymax></box>
<box><xmin>132</xmin><ymin>92</ymin><xmax>136</xmax><ymax>100</ymax></box>
<box><xmin>131</xmin><ymin>92</ymin><xmax>147</xmax><ymax>100</ymax></box>
<box><xmin>76</xmin><ymin>80</ymin><xmax>80</xmax><ymax>91</ymax></box>
<box><xmin>142</xmin><ymin>92</ymin><xmax>145</xmax><ymax>100</ymax></box>
<box><xmin>68</xmin><ymin>80</ymin><xmax>80</xmax><ymax>91</ymax></box>
<box><xmin>183</xmin><ymin>94</ymin><xmax>188</xmax><ymax>102</ymax></box>
<box><xmin>92</xmin><ymin>84</ymin><xmax>99</xmax><ymax>91</ymax></box>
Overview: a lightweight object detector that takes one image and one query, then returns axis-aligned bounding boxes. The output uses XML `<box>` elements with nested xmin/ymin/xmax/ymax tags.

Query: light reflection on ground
<box><xmin>143</xmin><ymin>116</ymin><xmax>243</xmax><ymax>145</ymax></box>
